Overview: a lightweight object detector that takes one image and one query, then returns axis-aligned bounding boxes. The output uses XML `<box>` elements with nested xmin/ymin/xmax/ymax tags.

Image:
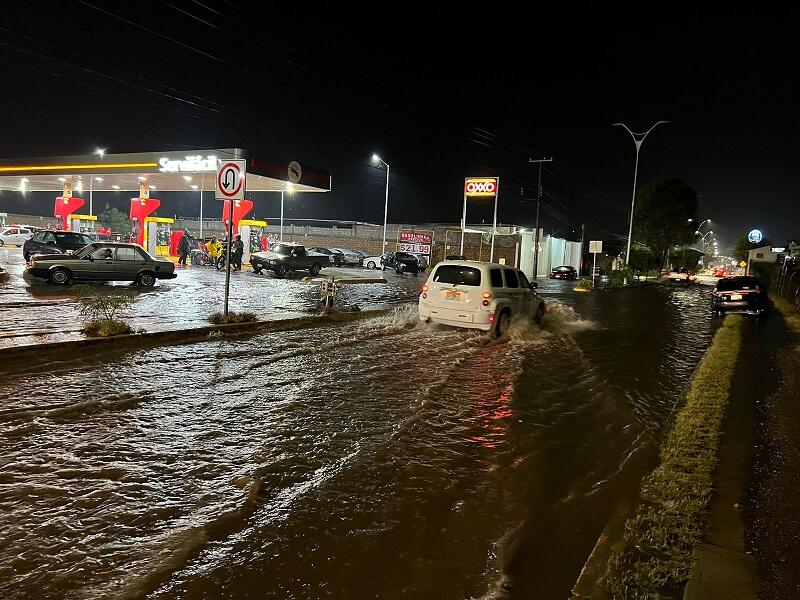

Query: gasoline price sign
<box><xmin>400</xmin><ymin>243</ymin><xmax>431</xmax><ymax>254</ymax></box>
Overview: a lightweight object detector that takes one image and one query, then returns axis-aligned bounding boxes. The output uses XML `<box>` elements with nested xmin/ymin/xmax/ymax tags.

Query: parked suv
<box><xmin>23</xmin><ymin>231</ymin><xmax>96</xmax><ymax>262</ymax></box>
<box><xmin>381</xmin><ymin>251</ymin><xmax>420</xmax><ymax>275</ymax></box>
<box><xmin>419</xmin><ymin>261</ymin><xmax>545</xmax><ymax>336</ymax></box>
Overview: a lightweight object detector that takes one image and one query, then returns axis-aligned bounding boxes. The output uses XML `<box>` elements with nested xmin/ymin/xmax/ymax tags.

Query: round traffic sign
<box><xmin>217</xmin><ymin>162</ymin><xmax>244</xmax><ymax>198</ymax></box>
<box><xmin>288</xmin><ymin>160</ymin><xmax>302</xmax><ymax>184</ymax></box>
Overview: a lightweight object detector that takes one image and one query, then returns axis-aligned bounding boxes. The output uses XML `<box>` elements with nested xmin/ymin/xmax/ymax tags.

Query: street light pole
<box><xmin>613</xmin><ymin>121</ymin><xmax>669</xmax><ymax>282</ymax></box>
<box><xmin>529</xmin><ymin>157</ymin><xmax>552</xmax><ymax>278</ymax></box>
<box><xmin>372</xmin><ymin>155</ymin><xmax>390</xmax><ymax>254</ymax></box>
<box><xmin>280</xmin><ymin>190</ymin><xmax>284</xmax><ymax>242</ymax></box>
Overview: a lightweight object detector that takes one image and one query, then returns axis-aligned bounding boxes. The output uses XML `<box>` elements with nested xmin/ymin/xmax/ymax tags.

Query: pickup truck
<box><xmin>249</xmin><ymin>243</ymin><xmax>327</xmax><ymax>278</ymax></box>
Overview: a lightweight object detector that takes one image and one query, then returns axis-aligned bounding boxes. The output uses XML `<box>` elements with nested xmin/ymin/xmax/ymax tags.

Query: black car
<box><xmin>712</xmin><ymin>276</ymin><xmax>768</xmax><ymax>316</ymax></box>
<box><xmin>23</xmin><ymin>230</ymin><xmax>96</xmax><ymax>262</ymax></box>
<box><xmin>550</xmin><ymin>265</ymin><xmax>578</xmax><ymax>280</ymax></box>
<box><xmin>381</xmin><ymin>251</ymin><xmax>419</xmax><ymax>275</ymax></box>
<box><xmin>308</xmin><ymin>247</ymin><xmax>344</xmax><ymax>266</ymax></box>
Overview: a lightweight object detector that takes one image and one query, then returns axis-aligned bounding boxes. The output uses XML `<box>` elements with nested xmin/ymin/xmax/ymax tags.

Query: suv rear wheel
<box><xmin>494</xmin><ymin>309</ymin><xmax>511</xmax><ymax>337</ymax></box>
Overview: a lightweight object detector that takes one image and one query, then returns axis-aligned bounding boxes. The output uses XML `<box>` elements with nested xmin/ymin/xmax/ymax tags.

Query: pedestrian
<box><xmin>208</xmin><ymin>236</ymin><xmax>222</xmax><ymax>267</ymax></box>
<box><xmin>178</xmin><ymin>230</ymin><xmax>191</xmax><ymax>266</ymax></box>
<box><xmin>232</xmin><ymin>234</ymin><xmax>244</xmax><ymax>270</ymax></box>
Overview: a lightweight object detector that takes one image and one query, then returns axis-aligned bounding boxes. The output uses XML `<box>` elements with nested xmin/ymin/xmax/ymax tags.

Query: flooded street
<box><xmin>0</xmin><ymin>271</ymin><xmax>717</xmax><ymax>599</ymax></box>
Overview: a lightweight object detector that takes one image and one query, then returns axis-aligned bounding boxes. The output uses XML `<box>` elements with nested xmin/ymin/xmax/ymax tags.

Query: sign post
<box><xmin>461</xmin><ymin>177</ymin><xmax>499</xmax><ymax>257</ymax></box>
<box><xmin>589</xmin><ymin>240</ymin><xmax>603</xmax><ymax>287</ymax></box>
<box><xmin>216</xmin><ymin>159</ymin><xmax>246</xmax><ymax>318</ymax></box>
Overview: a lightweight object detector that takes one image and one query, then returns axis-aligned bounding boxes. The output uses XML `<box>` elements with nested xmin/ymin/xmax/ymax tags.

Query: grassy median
<box><xmin>772</xmin><ymin>295</ymin><xmax>800</xmax><ymax>337</ymax></box>
<box><xmin>603</xmin><ymin>315</ymin><xmax>744</xmax><ymax>597</ymax></box>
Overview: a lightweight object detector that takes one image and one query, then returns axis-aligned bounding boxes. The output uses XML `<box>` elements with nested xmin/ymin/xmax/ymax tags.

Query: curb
<box><xmin>0</xmin><ymin>307</ymin><xmax>394</xmax><ymax>362</ymax></box>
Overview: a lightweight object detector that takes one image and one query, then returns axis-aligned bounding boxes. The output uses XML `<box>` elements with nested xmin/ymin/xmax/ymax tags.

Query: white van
<box><xmin>418</xmin><ymin>260</ymin><xmax>545</xmax><ymax>336</ymax></box>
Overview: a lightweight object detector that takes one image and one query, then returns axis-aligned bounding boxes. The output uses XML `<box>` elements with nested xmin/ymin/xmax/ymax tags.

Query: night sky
<box><xmin>1</xmin><ymin>4</ymin><xmax>798</xmax><ymax>250</ymax></box>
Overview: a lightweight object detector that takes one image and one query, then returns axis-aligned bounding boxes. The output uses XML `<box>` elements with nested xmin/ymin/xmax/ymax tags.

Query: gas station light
<box><xmin>190</xmin><ymin>184</ymin><xmax>199</xmax><ymax>190</ymax></box>
<box><xmin>58</xmin><ymin>177</ymin><xmax>66</xmax><ymax>182</ymax></box>
<box><xmin>182</xmin><ymin>175</ymin><xmax>192</xmax><ymax>182</ymax></box>
<box><xmin>137</xmin><ymin>176</ymin><xmax>146</xmax><ymax>182</ymax></box>
<box><xmin>95</xmin><ymin>177</ymin><xmax>103</xmax><ymax>182</ymax></box>
<box><xmin>111</xmin><ymin>185</ymin><xmax>120</xmax><ymax>190</ymax></box>
<box><xmin>149</xmin><ymin>185</ymin><xmax>156</xmax><ymax>190</ymax></box>
<box><xmin>95</xmin><ymin>148</ymin><xmax>105</xmax><ymax>157</ymax></box>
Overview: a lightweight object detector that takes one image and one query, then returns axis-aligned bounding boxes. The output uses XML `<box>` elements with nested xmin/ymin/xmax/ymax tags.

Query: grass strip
<box><xmin>603</xmin><ymin>315</ymin><xmax>744</xmax><ymax>598</ymax></box>
<box><xmin>772</xmin><ymin>295</ymin><xmax>800</xmax><ymax>337</ymax></box>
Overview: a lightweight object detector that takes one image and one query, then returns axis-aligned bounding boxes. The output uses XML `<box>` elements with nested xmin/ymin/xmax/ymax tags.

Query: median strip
<box><xmin>601</xmin><ymin>315</ymin><xmax>744</xmax><ymax>597</ymax></box>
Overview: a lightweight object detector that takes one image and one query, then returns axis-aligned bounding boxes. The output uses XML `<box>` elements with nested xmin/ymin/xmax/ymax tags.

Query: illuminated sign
<box><xmin>159</xmin><ymin>155</ymin><xmax>218</xmax><ymax>173</ymax></box>
<box><xmin>464</xmin><ymin>177</ymin><xmax>498</xmax><ymax>197</ymax></box>
<box><xmin>747</xmin><ymin>229</ymin><xmax>763</xmax><ymax>244</ymax></box>
<box><xmin>399</xmin><ymin>231</ymin><xmax>432</xmax><ymax>245</ymax></box>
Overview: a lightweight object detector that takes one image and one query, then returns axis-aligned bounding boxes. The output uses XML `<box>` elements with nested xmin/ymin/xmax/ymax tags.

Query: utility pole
<box><xmin>580</xmin><ymin>224</ymin><xmax>586</xmax><ymax>275</ymax></box>
<box><xmin>529</xmin><ymin>157</ymin><xmax>553</xmax><ymax>278</ymax></box>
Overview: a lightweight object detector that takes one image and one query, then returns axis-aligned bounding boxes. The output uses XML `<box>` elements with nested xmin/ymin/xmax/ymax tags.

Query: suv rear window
<box><xmin>490</xmin><ymin>268</ymin><xmax>503</xmax><ymax>287</ymax></box>
<box><xmin>504</xmin><ymin>269</ymin><xmax>519</xmax><ymax>288</ymax></box>
<box><xmin>433</xmin><ymin>265</ymin><xmax>481</xmax><ymax>286</ymax></box>
<box><xmin>717</xmin><ymin>277</ymin><xmax>759</xmax><ymax>291</ymax></box>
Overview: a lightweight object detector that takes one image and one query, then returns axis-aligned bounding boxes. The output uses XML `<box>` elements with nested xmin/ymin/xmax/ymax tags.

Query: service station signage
<box><xmin>399</xmin><ymin>230</ymin><xmax>433</xmax><ymax>256</ymax></box>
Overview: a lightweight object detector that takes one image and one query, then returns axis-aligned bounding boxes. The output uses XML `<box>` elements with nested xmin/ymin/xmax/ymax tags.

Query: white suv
<box><xmin>419</xmin><ymin>261</ymin><xmax>545</xmax><ymax>336</ymax></box>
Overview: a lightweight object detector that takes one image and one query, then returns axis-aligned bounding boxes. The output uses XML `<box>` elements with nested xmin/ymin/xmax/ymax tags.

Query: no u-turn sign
<box><xmin>216</xmin><ymin>160</ymin><xmax>246</xmax><ymax>200</ymax></box>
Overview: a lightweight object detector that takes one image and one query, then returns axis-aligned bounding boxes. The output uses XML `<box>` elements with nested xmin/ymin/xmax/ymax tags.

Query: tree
<box><xmin>99</xmin><ymin>207</ymin><xmax>131</xmax><ymax>237</ymax></box>
<box><xmin>734</xmin><ymin>236</ymin><xmax>772</xmax><ymax>262</ymax></box>
<box><xmin>633</xmin><ymin>178</ymin><xmax>699</xmax><ymax>267</ymax></box>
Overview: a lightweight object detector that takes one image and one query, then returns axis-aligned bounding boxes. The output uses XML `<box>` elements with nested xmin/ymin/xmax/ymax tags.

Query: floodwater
<box><xmin>0</xmin><ymin>247</ymin><xmax>422</xmax><ymax>348</ymax></box>
<box><xmin>0</xmin><ymin>268</ymin><xmax>718</xmax><ymax>599</ymax></box>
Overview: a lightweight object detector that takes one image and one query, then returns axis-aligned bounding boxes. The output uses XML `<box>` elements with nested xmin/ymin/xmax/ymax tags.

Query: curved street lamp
<box><xmin>613</xmin><ymin>121</ymin><xmax>670</xmax><ymax>281</ymax></box>
<box><xmin>372</xmin><ymin>154</ymin><xmax>390</xmax><ymax>254</ymax></box>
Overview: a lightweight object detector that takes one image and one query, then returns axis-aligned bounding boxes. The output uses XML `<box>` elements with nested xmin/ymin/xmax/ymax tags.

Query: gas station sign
<box><xmin>399</xmin><ymin>230</ymin><xmax>433</xmax><ymax>257</ymax></box>
<box><xmin>159</xmin><ymin>154</ymin><xmax>218</xmax><ymax>173</ymax></box>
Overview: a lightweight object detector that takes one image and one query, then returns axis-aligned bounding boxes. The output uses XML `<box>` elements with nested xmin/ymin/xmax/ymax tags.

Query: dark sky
<box><xmin>1</xmin><ymin>4</ymin><xmax>798</xmax><ymax>250</ymax></box>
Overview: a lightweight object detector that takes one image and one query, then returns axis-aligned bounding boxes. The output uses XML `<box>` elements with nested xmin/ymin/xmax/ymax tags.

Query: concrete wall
<box><xmin>519</xmin><ymin>233</ymin><xmax>583</xmax><ymax>278</ymax></box>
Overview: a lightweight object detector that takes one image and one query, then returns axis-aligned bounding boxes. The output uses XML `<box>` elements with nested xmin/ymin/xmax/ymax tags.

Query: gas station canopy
<box><xmin>0</xmin><ymin>148</ymin><xmax>331</xmax><ymax>193</ymax></box>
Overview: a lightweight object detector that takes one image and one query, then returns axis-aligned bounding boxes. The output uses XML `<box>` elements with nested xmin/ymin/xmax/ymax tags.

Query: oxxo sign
<box><xmin>464</xmin><ymin>177</ymin><xmax>499</xmax><ymax>197</ymax></box>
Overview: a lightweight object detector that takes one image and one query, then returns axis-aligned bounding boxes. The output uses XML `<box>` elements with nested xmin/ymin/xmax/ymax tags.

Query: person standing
<box><xmin>178</xmin><ymin>230</ymin><xmax>191</xmax><ymax>266</ymax></box>
<box><xmin>208</xmin><ymin>236</ymin><xmax>222</xmax><ymax>267</ymax></box>
<box><xmin>232</xmin><ymin>234</ymin><xmax>244</xmax><ymax>271</ymax></box>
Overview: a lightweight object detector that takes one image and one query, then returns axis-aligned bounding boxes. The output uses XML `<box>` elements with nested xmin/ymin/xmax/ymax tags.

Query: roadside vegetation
<box><xmin>208</xmin><ymin>311</ymin><xmax>258</xmax><ymax>325</ymax></box>
<box><xmin>603</xmin><ymin>315</ymin><xmax>744</xmax><ymax>597</ymax></box>
<box><xmin>772</xmin><ymin>295</ymin><xmax>800</xmax><ymax>336</ymax></box>
<box><xmin>73</xmin><ymin>284</ymin><xmax>133</xmax><ymax>337</ymax></box>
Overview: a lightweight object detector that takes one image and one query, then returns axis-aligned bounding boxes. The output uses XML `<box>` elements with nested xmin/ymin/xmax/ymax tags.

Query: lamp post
<box><xmin>613</xmin><ymin>121</ymin><xmax>669</xmax><ymax>281</ymax></box>
<box><xmin>280</xmin><ymin>183</ymin><xmax>294</xmax><ymax>242</ymax></box>
<box><xmin>372</xmin><ymin>154</ymin><xmax>390</xmax><ymax>254</ymax></box>
<box><xmin>90</xmin><ymin>148</ymin><xmax>105</xmax><ymax>215</ymax></box>
<box><xmin>698</xmin><ymin>230</ymin><xmax>714</xmax><ymax>264</ymax></box>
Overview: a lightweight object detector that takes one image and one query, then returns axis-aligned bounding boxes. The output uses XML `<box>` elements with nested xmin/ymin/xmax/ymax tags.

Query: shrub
<box><xmin>209</xmin><ymin>311</ymin><xmax>258</xmax><ymax>325</ymax></box>
<box><xmin>72</xmin><ymin>284</ymin><xmax>133</xmax><ymax>336</ymax></box>
<box><xmin>84</xmin><ymin>319</ymin><xmax>133</xmax><ymax>337</ymax></box>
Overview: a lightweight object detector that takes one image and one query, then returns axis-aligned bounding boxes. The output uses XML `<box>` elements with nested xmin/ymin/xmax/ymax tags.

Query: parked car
<box><xmin>0</xmin><ymin>225</ymin><xmax>35</xmax><ymax>246</ymax></box>
<box><xmin>712</xmin><ymin>276</ymin><xmax>768</xmax><ymax>316</ymax></box>
<box><xmin>330</xmin><ymin>248</ymin><xmax>362</xmax><ymax>266</ymax></box>
<box><xmin>419</xmin><ymin>261</ymin><xmax>545</xmax><ymax>336</ymax></box>
<box><xmin>26</xmin><ymin>242</ymin><xmax>176</xmax><ymax>287</ymax></box>
<box><xmin>363</xmin><ymin>254</ymin><xmax>383</xmax><ymax>270</ymax></box>
<box><xmin>549</xmin><ymin>265</ymin><xmax>578</xmax><ymax>280</ymax></box>
<box><xmin>381</xmin><ymin>251</ymin><xmax>420</xmax><ymax>275</ymax></box>
<box><xmin>308</xmin><ymin>246</ymin><xmax>345</xmax><ymax>266</ymax></box>
<box><xmin>23</xmin><ymin>230</ymin><xmax>97</xmax><ymax>262</ymax></box>
<box><xmin>413</xmin><ymin>254</ymin><xmax>430</xmax><ymax>270</ymax></box>
<box><xmin>250</xmin><ymin>243</ymin><xmax>326</xmax><ymax>278</ymax></box>
<box><xmin>667</xmin><ymin>266</ymin><xmax>695</xmax><ymax>284</ymax></box>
